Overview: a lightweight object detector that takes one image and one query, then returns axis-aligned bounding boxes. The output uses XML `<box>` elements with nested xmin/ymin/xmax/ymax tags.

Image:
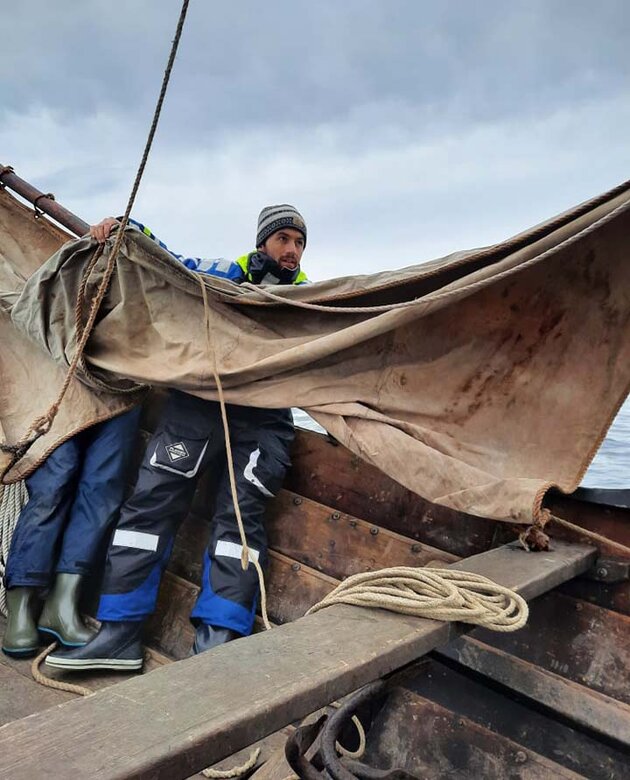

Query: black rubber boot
<box><xmin>2</xmin><ymin>587</ymin><xmax>41</xmax><ymax>658</ymax></box>
<box><xmin>38</xmin><ymin>573</ymin><xmax>96</xmax><ymax>647</ymax></box>
<box><xmin>192</xmin><ymin>623</ymin><xmax>239</xmax><ymax>655</ymax></box>
<box><xmin>45</xmin><ymin>620</ymin><xmax>144</xmax><ymax>671</ymax></box>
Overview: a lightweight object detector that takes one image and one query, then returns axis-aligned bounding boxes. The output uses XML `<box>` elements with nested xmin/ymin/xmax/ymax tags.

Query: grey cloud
<box><xmin>3</xmin><ymin>0</ymin><xmax>629</xmax><ymax>147</ymax></box>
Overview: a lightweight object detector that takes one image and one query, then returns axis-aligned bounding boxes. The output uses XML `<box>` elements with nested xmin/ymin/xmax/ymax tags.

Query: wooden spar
<box><xmin>0</xmin><ymin>540</ymin><xmax>595</xmax><ymax>780</ymax></box>
<box><xmin>0</xmin><ymin>164</ymin><xmax>88</xmax><ymax>237</ymax></box>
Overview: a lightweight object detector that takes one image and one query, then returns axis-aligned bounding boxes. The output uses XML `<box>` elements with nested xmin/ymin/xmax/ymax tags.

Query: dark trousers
<box><xmin>5</xmin><ymin>407</ymin><xmax>142</xmax><ymax>588</ymax></box>
<box><xmin>97</xmin><ymin>390</ymin><xmax>294</xmax><ymax>636</ymax></box>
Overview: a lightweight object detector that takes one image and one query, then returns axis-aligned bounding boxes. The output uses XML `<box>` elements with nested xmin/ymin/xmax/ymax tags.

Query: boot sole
<box><xmin>38</xmin><ymin>626</ymin><xmax>91</xmax><ymax>647</ymax></box>
<box><xmin>45</xmin><ymin>656</ymin><xmax>143</xmax><ymax>671</ymax></box>
<box><xmin>2</xmin><ymin>645</ymin><xmax>39</xmax><ymax>658</ymax></box>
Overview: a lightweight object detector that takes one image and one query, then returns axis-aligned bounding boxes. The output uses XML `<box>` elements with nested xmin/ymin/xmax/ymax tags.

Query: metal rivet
<box><xmin>411</xmin><ymin>543</ymin><xmax>421</xmax><ymax>553</ymax></box>
<box><xmin>596</xmin><ymin>567</ymin><xmax>608</xmax><ymax>578</ymax></box>
<box><xmin>514</xmin><ymin>752</ymin><xmax>527</xmax><ymax>764</ymax></box>
<box><xmin>331</xmin><ymin>512</ymin><xmax>340</xmax><ymax>521</ymax></box>
<box><xmin>370</xmin><ymin>527</ymin><xmax>379</xmax><ymax>536</ymax></box>
<box><xmin>293</xmin><ymin>496</ymin><xmax>302</xmax><ymax>506</ymax></box>
<box><xmin>349</xmin><ymin>519</ymin><xmax>357</xmax><ymax>528</ymax></box>
<box><xmin>291</xmin><ymin>563</ymin><xmax>301</xmax><ymax>572</ymax></box>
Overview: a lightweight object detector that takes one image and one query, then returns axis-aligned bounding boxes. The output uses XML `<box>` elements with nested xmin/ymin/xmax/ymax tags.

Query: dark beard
<box><xmin>245</xmin><ymin>251</ymin><xmax>299</xmax><ymax>285</ymax></box>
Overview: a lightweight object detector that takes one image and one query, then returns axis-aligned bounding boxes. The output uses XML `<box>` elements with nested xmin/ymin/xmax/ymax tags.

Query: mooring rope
<box><xmin>0</xmin><ymin>480</ymin><xmax>29</xmax><ymax>617</ymax></box>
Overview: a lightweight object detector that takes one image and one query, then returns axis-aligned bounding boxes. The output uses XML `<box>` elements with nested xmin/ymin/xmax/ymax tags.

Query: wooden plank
<box><xmin>402</xmin><ymin>657</ymin><xmax>630</xmax><ymax>780</ymax></box>
<box><xmin>286</xmin><ymin>429</ymin><xmax>500</xmax><ymax>557</ymax></box>
<box><xmin>146</xmin><ymin>571</ymin><xmax>198</xmax><ymax>660</ymax></box>
<box><xmin>266</xmin><ymin>550</ymin><xmax>336</xmax><ymax>624</ymax></box>
<box><xmin>471</xmin><ymin>591</ymin><xmax>630</xmax><ymax>704</ymax></box>
<box><xmin>0</xmin><ymin>663</ymin><xmax>74</xmax><ymax>725</ymax></box>
<box><xmin>0</xmin><ymin>541</ymin><xmax>595</xmax><ymax>780</ymax></box>
<box><xmin>437</xmin><ymin>636</ymin><xmax>630</xmax><ymax>748</ymax></box>
<box><xmin>364</xmin><ymin>688</ymin><xmax>585</xmax><ymax>779</ymax></box>
<box><xmin>267</xmin><ymin>489</ymin><xmax>457</xmax><ymax>579</ymax></box>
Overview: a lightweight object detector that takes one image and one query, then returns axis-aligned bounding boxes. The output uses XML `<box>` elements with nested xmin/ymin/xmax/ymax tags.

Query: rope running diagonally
<box><xmin>0</xmin><ymin>0</ymin><xmax>191</xmax><ymax>475</ymax></box>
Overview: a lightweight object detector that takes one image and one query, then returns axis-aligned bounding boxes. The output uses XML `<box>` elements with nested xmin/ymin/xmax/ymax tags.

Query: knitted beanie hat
<box><xmin>256</xmin><ymin>204</ymin><xmax>307</xmax><ymax>248</ymax></box>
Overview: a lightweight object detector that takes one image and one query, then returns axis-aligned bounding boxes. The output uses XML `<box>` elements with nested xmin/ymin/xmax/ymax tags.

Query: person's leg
<box><xmin>97</xmin><ymin>393</ymin><xmax>224</xmax><ymax>622</ymax></box>
<box><xmin>46</xmin><ymin>391</ymin><xmax>224</xmax><ymax>670</ymax></box>
<box><xmin>2</xmin><ymin>438</ymin><xmax>81</xmax><ymax>656</ymax></box>
<box><xmin>39</xmin><ymin>407</ymin><xmax>143</xmax><ymax>646</ymax></box>
<box><xmin>191</xmin><ymin>407</ymin><xmax>294</xmax><ymax>650</ymax></box>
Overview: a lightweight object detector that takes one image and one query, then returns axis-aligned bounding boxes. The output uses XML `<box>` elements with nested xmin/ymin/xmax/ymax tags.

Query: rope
<box><xmin>0</xmin><ymin>0</ymin><xmax>191</xmax><ymax>475</ymax></box>
<box><xmin>334</xmin><ymin>714</ymin><xmax>366</xmax><ymax>760</ymax></box>
<box><xmin>202</xmin><ymin>748</ymin><xmax>261</xmax><ymax>779</ymax></box>
<box><xmin>306</xmin><ymin>566</ymin><xmax>529</xmax><ymax>632</ymax></box>
<box><xmin>31</xmin><ymin>643</ymin><xmax>92</xmax><ymax>697</ymax></box>
<box><xmin>0</xmin><ymin>480</ymin><xmax>29</xmax><ymax>616</ymax></box>
<box><xmin>198</xmin><ymin>277</ymin><xmax>272</xmax><ymax>630</ymax></box>
<box><xmin>550</xmin><ymin>514</ymin><xmax>630</xmax><ymax>557</ymax></box>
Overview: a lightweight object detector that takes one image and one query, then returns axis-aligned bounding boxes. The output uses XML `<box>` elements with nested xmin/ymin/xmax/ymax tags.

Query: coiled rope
<box><xmin>306</xmin><ymin>566</ymin><xmax>529</xmax><ymax>631</ymax></box>
<box><xmin>0</xmin><ymin>480</ymin><xmax>29</xmax><ymax>617</ymax></box>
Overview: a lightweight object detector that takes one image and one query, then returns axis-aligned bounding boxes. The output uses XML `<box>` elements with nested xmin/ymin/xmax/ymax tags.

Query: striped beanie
<box><xmin>256</xmin><ymin>204</ymin><xmax>307</xmax><ymax>248</ymax></box>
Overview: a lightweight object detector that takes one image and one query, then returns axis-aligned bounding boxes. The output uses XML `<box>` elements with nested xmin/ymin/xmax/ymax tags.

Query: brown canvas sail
<box><xmin>1</xmin><ymin>180</ymin><xmax>629</xmax><ymax>534</ymax></box>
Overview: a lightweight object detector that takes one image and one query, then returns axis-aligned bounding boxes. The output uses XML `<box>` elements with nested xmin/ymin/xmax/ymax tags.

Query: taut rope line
<box><xmin>0</xmin><ymin>0</ymin><xmax>191</xmax><ymax>475</ymax></box>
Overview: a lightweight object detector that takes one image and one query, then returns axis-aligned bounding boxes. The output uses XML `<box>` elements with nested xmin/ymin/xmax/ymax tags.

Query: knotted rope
<box><xmin>0</xmin><ymin>480</ymin><xmax>29</xmax><ymax>616</ymax></box>
<box><xmin>306</xmin><ymin>566</ymin><xmax>529</xmax><ymax>632</ymax></box>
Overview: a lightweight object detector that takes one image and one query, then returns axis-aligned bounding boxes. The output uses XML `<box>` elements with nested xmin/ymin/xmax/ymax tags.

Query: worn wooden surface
<box><xmin>267</xmin><ymin>489</ymin><xmax>457</xmax><ymax>578</ymax></box>
<box><xmin>0</xmin><ymin>541</ymin><xmax>595</xmax><ymax>780</ymax></box>
<box><xmin>472</xmin><ymin>591</ymin><xmax>630</xmax><ymax>704</ymax></box>
<box><xmin>403</xmin><ymin>658</ymin><xmax>630</xmax><ymax>780</ymax></box>
<box><xmin>364</xmin><ymin>688</ymin><xmax>585</xmax><ymax>779</ymax></box>
<box><xmin>438</xmin><ymin>636</ymin><xmax>630</xmax><ymax>748</ymax></box>
<box><xmin>286</xmin><ymin>429</ymin><xmax>501</xmax><ymax>557</ymax></box>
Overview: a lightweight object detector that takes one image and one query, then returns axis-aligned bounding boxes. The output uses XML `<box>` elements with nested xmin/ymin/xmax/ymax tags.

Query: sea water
<box><xmin>293</xmin><ymin>399</ymin><xmax>629</xmax><ymax>489</ymax></box>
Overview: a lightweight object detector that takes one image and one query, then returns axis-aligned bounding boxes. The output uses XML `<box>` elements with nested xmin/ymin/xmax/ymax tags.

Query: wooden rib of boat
<box><xmin>0</xmin><ymin>170</ymin><xmax>629</xmax><ymax>779</ymax></box>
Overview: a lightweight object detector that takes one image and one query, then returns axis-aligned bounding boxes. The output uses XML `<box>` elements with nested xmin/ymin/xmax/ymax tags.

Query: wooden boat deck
<box><xmin>1</xmin><ymin>413</ymin><xmax>630</xmax><ymax>778</ymax></box>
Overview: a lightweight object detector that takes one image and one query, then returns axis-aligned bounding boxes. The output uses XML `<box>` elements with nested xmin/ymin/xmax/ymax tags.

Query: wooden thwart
<box><xmin>0</xmin><ymin>541</ymin><xmax>596</xmax><ymax>780</ymax></box>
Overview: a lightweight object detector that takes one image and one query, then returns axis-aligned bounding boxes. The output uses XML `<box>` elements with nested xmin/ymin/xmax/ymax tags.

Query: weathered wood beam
<box><xmin>0</xmin><ymin>541</ymin><xmax>595</xmax><ymax>780</ymax></box>
<box><xmin>437</xmin><ymin>636</ymin><xmax>630</xmax><ymax>748</ymax></box>
<box><xmin>365</xmin><ymin>688</ymin><xmax>586</xmax><ymax>779</ymax></box>
<box><xmin>471</xmin><ymin>591</ymin><xmax>630</xmax><ymax>704</ymax></box>
<box><xmin>287</xmin><ymin>429</ymin><xmax>501</xmax><ymax>557</ymax></box>
<box><xmin>267</xmin><ymin>489</ymin><xmax>457</xmax><ymax>578</ymax></box>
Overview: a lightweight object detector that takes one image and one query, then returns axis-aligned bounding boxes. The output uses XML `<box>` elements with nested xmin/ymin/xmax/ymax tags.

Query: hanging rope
<box><xmin>306</xmin><ymin>566</ymin><xmax>529</xmax><ymax>632</ymax></box>
<box><xmin>0</xmin><ymin>480</ymin><xmax>29</xmax><ymax>616</ymax></box>
<box><xmin>198</xmin><ymin>277</ymin><xmax>272</xmax><ymax>630</ymax></box>
<box><xmin>0</xmin><ymin>0</ymin><xmax>191</xmax><ymax>476</ymax></box>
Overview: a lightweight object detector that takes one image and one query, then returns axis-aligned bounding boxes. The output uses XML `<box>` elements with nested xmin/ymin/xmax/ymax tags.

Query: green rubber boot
<box><xmin>38</xmin><ymin>574</ymin><xmax>96</xmax><ymax>647</ymax></box>
<box><xmin>2</xmin><ymin>587</ymin><xmax>41</xmax><ymax>658</ymax></box>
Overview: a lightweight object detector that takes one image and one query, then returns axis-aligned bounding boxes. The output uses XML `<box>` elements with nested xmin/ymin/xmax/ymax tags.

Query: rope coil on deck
<box><xmin>306</xmin><ymin>566</ymin><xmax>529</xmax><ymax>631</ymax></box>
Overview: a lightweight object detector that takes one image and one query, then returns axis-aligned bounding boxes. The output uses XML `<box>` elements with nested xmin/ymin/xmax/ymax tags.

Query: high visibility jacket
<box><xmin>129</xmin><ymin>219</ymin><xmax>308</xmax><ymax>285</ymax></box>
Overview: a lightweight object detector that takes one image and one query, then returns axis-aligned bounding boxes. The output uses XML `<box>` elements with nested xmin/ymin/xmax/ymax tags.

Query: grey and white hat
<box><xmin>256</xmin><ymin>204</ymin><xmax>307</xmax><ymax>248</ymax></box>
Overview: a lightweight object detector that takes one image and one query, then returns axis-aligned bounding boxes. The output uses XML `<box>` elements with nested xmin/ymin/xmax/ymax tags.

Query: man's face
<box><xmin>260</xmin><ymin>227</ymin><xmax>305</xmax><ymax>270</ymax></box>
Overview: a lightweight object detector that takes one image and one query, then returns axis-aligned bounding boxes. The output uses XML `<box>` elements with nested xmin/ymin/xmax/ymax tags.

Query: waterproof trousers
<box><xmin>96</xmin><ymin>390</ymin><xmax>294</xmax><ymax>637</ymax></box>
<box><xmin>5</xmin><ymin>407</ymin><xmax>142</xmax><ymax>589</ymax></box>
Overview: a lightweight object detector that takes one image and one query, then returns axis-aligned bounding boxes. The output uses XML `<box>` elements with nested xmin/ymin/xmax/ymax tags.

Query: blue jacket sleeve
<box><xmin>128</xmin><ymin>219</ymin><xmax>245</xmax><ymax>282</ymax></box>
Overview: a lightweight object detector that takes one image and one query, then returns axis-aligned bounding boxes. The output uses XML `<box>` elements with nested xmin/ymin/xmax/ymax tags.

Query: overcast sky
<box><xmin>2</xmin><ymin>0</ymin><xmax>629</xmax><ymax>280</ymax></box>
